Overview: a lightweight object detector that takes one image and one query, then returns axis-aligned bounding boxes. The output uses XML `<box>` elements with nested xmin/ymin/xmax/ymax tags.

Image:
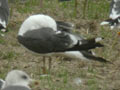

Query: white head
<box><xmin>3</xmin><ymin>70</ymin><xmax>32</xmax><ymax>88</ymax></box>
<box><xmin>18</xmin><ymin>14</ymin><xmax>57</xmax><ymax>36</ymax></box>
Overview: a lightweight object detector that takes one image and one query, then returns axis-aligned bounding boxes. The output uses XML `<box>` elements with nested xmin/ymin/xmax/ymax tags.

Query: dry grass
<box><xmin>0</xmin><ymin>0</ymin><xmax>120</xmax><ymax>90</ymax></box>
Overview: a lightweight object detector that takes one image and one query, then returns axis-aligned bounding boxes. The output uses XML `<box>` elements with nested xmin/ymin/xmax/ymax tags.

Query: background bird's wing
<box><xmin>0</xmin><ymin>0</ymin><xmax>9</xmax><ymax>24</ymax></box>
<box><xmin>56</xmin><ymin>21</ymin><xmax>74</xmax><ymax>32</ymax></box>
<box><xmin>109</xmin><ymin>0</ymin><xmax>120</xmax><ymax>19</ymax></box>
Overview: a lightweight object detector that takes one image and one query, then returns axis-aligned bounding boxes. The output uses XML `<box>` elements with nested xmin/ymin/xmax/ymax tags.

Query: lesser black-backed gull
<box><xmin>17</xmin><ymin>14</ymin><xmax>109</xmax><ymax>74</ymax></box>
<box><xmin>0</xmin><ymin>0</ymin><xmax>9</xmax><ymax>32</ymax></box>
<box><xmin>1</xmin><ymin>70</ymin><xmax>36</xmax><ymax>90</ymax></box>
<box><xmin>101</xmin><ymin>0</ymin><xmax>120</xmax><ymax>29</ymax></box>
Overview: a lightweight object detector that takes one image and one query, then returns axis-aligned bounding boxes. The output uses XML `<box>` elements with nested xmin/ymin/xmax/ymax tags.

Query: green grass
<box><xmin>86</xmin><ymin>0</ymin><xmax>109</xmax><ymax>19</ymax></box>
<box><xmin>0</xmin><ymin>38</ymin><xmax>5</xmax><ymax>44</ymax></box>
<box><xmin>2</xmin><ymin>51</ymin><xmax>17</xmax><ymax>60</ymax></box>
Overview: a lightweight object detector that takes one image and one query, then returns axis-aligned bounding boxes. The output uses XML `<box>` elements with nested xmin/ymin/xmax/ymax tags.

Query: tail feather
<box><xmin>67</xmin><ymin>37</ymin><xmax>104</xmax><ymax>51</ymax></box>
<box><xmin>87</xmin><ymin>56</ymin><xmax>109</xmax><ymax>63</ymax></box>
<box><xmin>78</xmin><ymin>37</ymin><xmax>104</xmax><ymax>50</ymax></box>
<box><xmin>81</xmin><ymin>51</ymin><xmax>111</xmax><ymax>63</ymax></box>
<box><xmin>76</xmin><ymin>42</ymin><xmax>104</xmax><ymax>50</ymax></box>
<box><xmin>80</xmin><ymin>37</ymin><xmax>103</xmax><ymax>45</ymax></box>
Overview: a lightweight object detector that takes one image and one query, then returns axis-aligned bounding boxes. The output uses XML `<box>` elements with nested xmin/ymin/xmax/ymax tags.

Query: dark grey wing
<box><xmin>72</xmin><ymin>32</ymin><xmax>84</xmax><ymax>40</ymax></box>
<box><xmin>18</xmin><ymin>28</ymin><xmax>73</xmax><ymax>54</ymax></box>
<box><xmin>0</xmin><ymin>79</ymin><xmax>4</xmax><ymax>89</ymax></box>
<box><xmin>2</xmin><ymin>86</ymin><xmax>30</xmax><ymax>90</ymax></box>
<box><xmin>56</xmin><ymin>21</ymin><xmax>74</xmax><ymax>32</ymax></box>
<box><xmin>0</xmin><ymin>0</ymin><xmax>9</xmax><ymax>27</ymax></box>
<box><xmin>80</xmin><ymin>51</ymin><xmax>110</xmax><ymax>63</ymax></box>
<box><xmin>18</xmin><ymin>27</ymin><xmax>103</xmax><ymax>54</ymax></box>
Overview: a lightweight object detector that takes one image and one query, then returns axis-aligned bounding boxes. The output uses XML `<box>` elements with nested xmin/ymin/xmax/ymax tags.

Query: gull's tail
<box><xmin>81</xmin><ymin>51</ymin><xmax>111</xmax><ymax>63</ymax></box>
<box><xmin>67</xmin><ymin>37</ymin><xmax>104</xmax><ymax>51</ymax></box>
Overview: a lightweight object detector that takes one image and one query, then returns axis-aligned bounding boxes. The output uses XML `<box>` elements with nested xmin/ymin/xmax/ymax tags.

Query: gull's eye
<box><xmin>21</xmin><ymin>75</ymin><xmax>28</xmax><ymax>80</ymax></box>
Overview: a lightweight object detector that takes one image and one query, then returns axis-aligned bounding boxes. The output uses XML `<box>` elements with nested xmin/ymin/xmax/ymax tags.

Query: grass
<box><xmin>85</xmin><ymin>0</ymin><xmax>109</xmax><ymax>19</ymax></box>
<box><xmin>0</xmin><ymin>0</ymin><xmax>120</xmax><ymax>90</ymax></box>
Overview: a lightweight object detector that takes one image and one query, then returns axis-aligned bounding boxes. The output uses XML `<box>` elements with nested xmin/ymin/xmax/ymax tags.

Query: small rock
<box><xmin>73</xmin><ymin>77</ymin><xmax>82</xmax><ymax>85</ymax></box>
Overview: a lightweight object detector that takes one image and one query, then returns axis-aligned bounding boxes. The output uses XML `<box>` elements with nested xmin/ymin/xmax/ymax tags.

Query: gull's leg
<box><xmin>48</xmin><ymin>57</ymin><xmax>52</xmax><ymax>73</ymax></box>
<box><xmin>42</xmin><ymin>56</ymin><xmax>46</xmax><ymax>74</ymax></box>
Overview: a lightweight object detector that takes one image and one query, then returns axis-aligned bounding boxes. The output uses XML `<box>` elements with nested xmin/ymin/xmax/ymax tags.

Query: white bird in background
<box><xmin>17</xmin><ymin>14</ymin><xmax>109</xmax><ymax>74</ymax></box>
<box><xmin>0</xmin><ymin>0</ymin><xmax>9</xmax><ymax>32</ymax></box>
<box><xmin>101</xmin><ymin>0</ymin><xmax>120</xmax><ymax>29</ymax></box>
<box><xmin>0</xmin><ymin>70</ymin><xmax>36</xmax><ymax>90</ymax></box>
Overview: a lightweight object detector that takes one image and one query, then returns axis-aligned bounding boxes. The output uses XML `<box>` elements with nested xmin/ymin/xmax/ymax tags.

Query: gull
<box><xmin>1</xmin><ymin>70</ymin><xmax>36</xmax><ymax>90</ymax></box>
<box><xmin>100</xmin><ymin>0</ymin><xmax>120</xmax><ymax>29</ymax></box>
<box><xmin>17</xmin><ymin>14</ymin><xmax>109</xmax><ymax>74</ymax></box>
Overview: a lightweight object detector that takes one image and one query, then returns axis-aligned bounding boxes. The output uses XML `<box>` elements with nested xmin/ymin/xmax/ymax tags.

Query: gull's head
<box><xmin>18</xmin><ymin>14</ymin><xmax>57</xmax><ymax>36</ymax></box>
<box><xmin>4</xmin><ymin>70</ymin><xmax>32</xmax><ymax>88</ymax></box>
